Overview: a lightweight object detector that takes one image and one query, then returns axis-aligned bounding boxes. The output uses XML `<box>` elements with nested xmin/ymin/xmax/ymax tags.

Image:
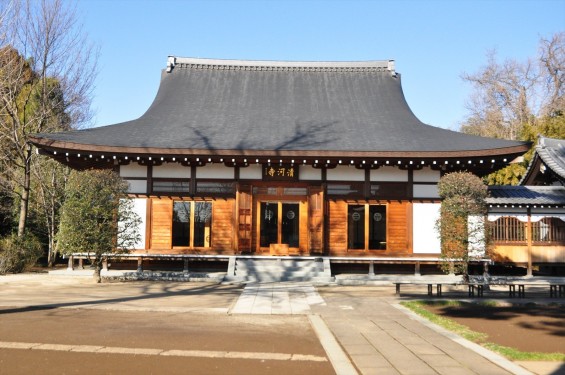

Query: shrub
<box><xmin>436</xmin><ymin>172</ymin><xmax>490</xmax><ymax>281</ymax></box>
<box><xmin>0</xmin><ymin>234</ymin><xmax>43</xmax><ymax>274</ymax></box>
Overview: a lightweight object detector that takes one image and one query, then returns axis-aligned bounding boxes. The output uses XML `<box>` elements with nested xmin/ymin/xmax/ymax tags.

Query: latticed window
<box><xmin>532</xmin><ymin>218</ymin><xmax>565</xmax><ymax>243</ymax></box>
<box><xmin>491</xmin><ymin>217</ymin><xmax>526</xmax><ymax>243</ymax></box>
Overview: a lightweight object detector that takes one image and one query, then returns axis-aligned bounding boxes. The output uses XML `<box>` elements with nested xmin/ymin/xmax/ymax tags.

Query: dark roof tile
<box><xmin>32</xmin><ymin>57</ymin><xmax>529</xmax><ymax>157</ymax></box>
<box><xmin>487</xmin><ymin>186</ymin><xmax>565</xmax><ymax>205</ymax></box>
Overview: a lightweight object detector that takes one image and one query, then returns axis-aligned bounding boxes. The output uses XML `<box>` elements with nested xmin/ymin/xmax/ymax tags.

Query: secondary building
<box><xmin>488</xmin><ymin>136</ymin><xmax>565</xmax><ymax>275</ymax></box>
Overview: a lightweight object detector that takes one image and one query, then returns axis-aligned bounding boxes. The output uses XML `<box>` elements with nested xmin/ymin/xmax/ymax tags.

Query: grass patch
<box><xmin>401</xmin><ymin>300</ymin><xmax>565</xmax><ymax>362</ymax></box>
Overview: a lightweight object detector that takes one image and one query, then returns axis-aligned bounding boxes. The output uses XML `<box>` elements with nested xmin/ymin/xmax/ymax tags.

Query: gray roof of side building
<box><xmin>31</xmin><ymin>57</ymin><xmax>529</xmax><ymax>157</ymax></box>
<box><xmin>487</xmin><ymin>185</ymin><xmax>565</xmax><ymax>206</ymax></box>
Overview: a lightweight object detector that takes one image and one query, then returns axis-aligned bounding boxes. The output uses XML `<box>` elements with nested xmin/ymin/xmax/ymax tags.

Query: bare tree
<box><xmin>461</xmin><ymin>33</ymin><xmax>565</xmax><ymax>140</ymax></box>
<box><xmin>460</xmin><ymin>50</ymin><xmax>536</xmax><ymax>140</ymax></box>
<box><xmin>0</xmin><ymin>0</ymin><xmax>97</xmax><ymax>238</ymax></box>
<box><xmin>460</xmin><ymin>33</ymin><xmax>565</xmax><ymax>184</ymax></box>
<box><xmin>30</xmin><ymin>157</ymin><xmax>69</xmax><ymax>266</ymax></box>
<box><xmin>538</xmin><ymin>32</ymin><xmax>565</xmax><ymax>117</ymax></box>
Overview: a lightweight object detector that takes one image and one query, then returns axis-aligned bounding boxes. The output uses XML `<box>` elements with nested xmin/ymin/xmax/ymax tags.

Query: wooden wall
<box><xmin>211</xmin><ymin>199</ymin><xmax>235</xmax><ymax>252</ymax></box>
<box><xmin>328</xmin><ymin>201</ymin><xmax>348</xmax><ymax>254</ymax></box>
<box><xmin>150</xmin><ymin>199</ymin><xmax>172</xmax><ymax>250</ymax></box>
<box><xmin>146</xmin><ymin>196</ymin><xmax>416</xmax><ymax>257</ymax></box>
<box><xmin>388</xmin><ymin>202</ymin><xmax>409</xmax><ymax>253</ymax></box>
<box><xmin>493</xmin><ymin>245</ymin><xmax>565</xmax><ymax>263</ymax></box>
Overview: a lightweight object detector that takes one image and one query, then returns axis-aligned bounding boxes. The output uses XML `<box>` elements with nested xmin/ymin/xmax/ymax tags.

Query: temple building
<box><xmin>31</xmin><ymin>57</ymin><xmax>531</xmax><ymax>276</ymax></box>
<box><xmin>488</xmin><ymin>136</ymin><xmax>565</xmax><ymax>276</ymax></box>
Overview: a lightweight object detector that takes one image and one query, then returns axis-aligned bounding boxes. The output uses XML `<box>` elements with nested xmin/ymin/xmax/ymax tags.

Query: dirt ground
<box><xmin>424</xmin><ymin>303</ymin><xmax>565</xmax><ymax>354</ymax></box>
<box><xmin>0</xmin><ymin>307</ymin><xmax>334</xmax><ymax>375</ymax></box>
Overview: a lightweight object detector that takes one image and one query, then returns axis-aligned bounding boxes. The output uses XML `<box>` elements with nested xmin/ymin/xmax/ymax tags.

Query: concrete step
<box><xmin>235</xmin><ymin>259</ymin><xmax>321</xmax><ymax>268</ymax></box>
<box><xmin>232</xmin><ymin>258</ymin><xmax>329</xmax><ymax>283</ymax></box>
<box><xmin>235</xmin><ymin>265</ymin><xmax>323</xmax><ymax>273</ymax></box>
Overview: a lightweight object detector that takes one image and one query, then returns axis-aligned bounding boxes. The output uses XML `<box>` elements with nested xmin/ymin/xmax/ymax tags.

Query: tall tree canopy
<box><xmin>0</xmin><ymin>0</ymin><xmax>97</xmax><ymax>259</ymax></box>
<box><xmin>460</xmin><ymin>32</ymin><xmax>565</xmax><ymax>184</ymax></box>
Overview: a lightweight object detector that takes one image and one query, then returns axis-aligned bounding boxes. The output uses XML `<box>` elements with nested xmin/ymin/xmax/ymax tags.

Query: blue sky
<box><xmin>74</xmin><ymin>0</ymin><xmax>565</xmax><ymax>130</ymax></box>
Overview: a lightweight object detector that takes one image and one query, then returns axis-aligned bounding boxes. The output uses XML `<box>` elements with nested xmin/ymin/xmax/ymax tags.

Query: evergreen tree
<box><xmin>436</xmin><ymin>172</ymin><xmax>491</xmax><ymax>281</ymax></box>
<box><xmin>57</xmin><ymin>169</ymin><xmax>141</xmax><ymax>282</ymax></box>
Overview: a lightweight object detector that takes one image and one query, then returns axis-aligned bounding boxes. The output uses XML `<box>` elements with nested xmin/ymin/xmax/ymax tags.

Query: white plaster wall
<box><xmin>299</xmin><ymin>166</ymin><xmax>321</xmax><ymax>180</ymax></box>
<box><xmin>327</xmin><ymin>166</ymin><xmax>364</xmax><ymax>181</ymax></box>
<box><xmin>370</xmin><ymin>167</ymin><xmax>408</xmax><ymax>182</ymax></box>
<box><xmin>118</xmin><ymin>198</ymin><xmax>146</xmax><ymax>250</ymax></box>
<box><xmin>412</xmin><ymin>203</ymin><xmax>441</xmax><ymax>254</ymax></box>
<box><xmin>413</xmin><ymin>184</ymin><xmax>440</xmax><ymax>198</ymax></box>
<box><xmin>196</xmin><ymin>164</ymin><xmax>234</xmax><ymax>179</ymax></box>
<box><xmin>239</xmin><ymin>164</ymin><xmax>262</xmax><ymax>179</ymax></box>
<box><xmin>153</xmin><ymin>163</ymin><xmax>190</xmax><ymax>178</ymax></box>
<box><xmin>413</xmin><ymin>167</ymin><xmax>441</xmax><ymax>182</ymax></box>
<box><xmin>126</xmin><ymin>180</ymin><xmax>147</xmax><ymax>194</ymax></box>
<box><xmin>120</xmin><ymin>163</ymin><xmax>147</xmax><ymax>178</ymax></box>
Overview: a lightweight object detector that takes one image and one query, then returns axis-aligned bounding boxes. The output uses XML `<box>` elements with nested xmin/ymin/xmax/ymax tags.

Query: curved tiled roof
<box><xmin>520</xmin><ymin>136</ymin><xmax>565</xmax><ymax>185</ymax></box>
<box><xmin>31</xmin><ymin>57</ymin><xmax>529</xmax><ymax>158</ymax></box>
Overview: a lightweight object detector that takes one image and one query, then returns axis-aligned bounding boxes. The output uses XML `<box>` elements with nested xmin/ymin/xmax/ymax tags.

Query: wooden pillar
<box><xmin>137</xmin><ymin>257</ymin><xmax>143</xmax><ymax>272</ymax></box>
<box><xmin>414</xmin><ymin>261</ymin><xmax>421</xmax><ymax>276</ymax></box>
<box><xmin>78</xmin><ymin>258</ymin><xmax>84</xmax><ymax>269</ymax></box>
<box><xmin>102</xmin><ymin>257</ymin><xmax>109</xmax><ymax>272</ymax></box>
<box><xmin>183</xmin><ymin>258</ymin><xmax>189</xmax><ymax>274</ymax></box>
<box><xmin>448</xmin><ymin>262</ymin><xmax>455</xmax><ymax>276</ymax></box>
<box><xmin>526</xmin><ymin>207</ymin><xmax>533</xmax><ymax>277</ymax></box>
<box><xmin>368</xmin><ymin>260</ymin><xmax>375</xmax><ymax>276</ymax></box>
<box><xmin>67</xmin><ymin>255</ymin><xmax>74</xmax><ymax>271</ymax></box>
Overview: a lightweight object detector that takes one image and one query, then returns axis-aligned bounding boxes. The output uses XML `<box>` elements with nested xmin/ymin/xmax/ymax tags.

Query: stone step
<box><xmin>232</xmin><ymin>258</ymin><xmax>330</xmax><ymax>282</ymax></box>
<box><xmin>235</xmin><ymin>259</ymin><xmax>321</xmax><ymax>268</ymax></box>
<box><xmin>243</xmin><ymin>275</ymin><xmax>334</xmax><ymax>283</ymax></box>
<box><xmin>235</xmin><ymin>264</ymin><xmax>323</xmax><ymax>273</ymax></box>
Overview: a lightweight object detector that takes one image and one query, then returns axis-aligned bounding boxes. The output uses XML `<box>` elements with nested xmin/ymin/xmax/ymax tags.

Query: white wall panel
<box><xmin>413</xmin><ymin>168</ymin><xmax>441</xmax><ymax>182</ymax></box>
<box><xmin>126</xmin><ymin>180</ymin><xmax>147</xmax><ymax>194</ymax></box>
<box><xmin>327</xmin><ymin>166</ymin><xmax>364</xmax><ymax>181</ymax></box>
<box><xmin>299</xmin><ymin>166</ymin><xmax>321</xmax><ymax>180</ymax></box>
<box><xmin>370</xmin><ymin>167</ymin><xmax>408</xmax><ymax>181</ymax></box>
<box><xmin>120</xmin><ymin>164</ymin><xmax>147</xmax><ymax>178</ymax></box>
<box><xmin>413</xmin><ymin>203</ymin><xmax>441</xmax><ymax>254</ymax></box>
<box><xmin>118</xmin><ymin>198</ymin><xmax>146</xmax><ymax>250</ymax></box>
<box><xmin>196</xmin><ymin>164</ymin><xmax>234</xmax><ymax>179</ymax></box>
<box><xmin>413</xmin><ymin>184</ymin><xmax>440</xmax><ymax>198</ymax></box>
<box><xmin>239</xmin><ymin>164</ymin><xmax>262</xmax><ymax>179</ymax></box>
<box><xmin>153</xmin><ymin>163</ymin><xmax>190</xmax><ymax>178</ymax></box>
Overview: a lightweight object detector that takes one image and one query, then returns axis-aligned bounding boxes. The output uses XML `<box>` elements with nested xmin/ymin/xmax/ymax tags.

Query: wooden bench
<box><xmin>394</xmin><ymin>281</ymin><xmax>565</xmax><ymax>299</ymax></box>
<box><xmin>394</xmin><ymin>282</ymin><xmax>458</xmax><ymax>297</ymax></box>
<box><xmin>504</xmin><ymin>282</ymin><xmax>565</xmax><ymax>298</ymax></box>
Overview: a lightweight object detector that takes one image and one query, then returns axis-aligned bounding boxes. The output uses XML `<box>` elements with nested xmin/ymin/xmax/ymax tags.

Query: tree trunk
<box><xmin>17</xmin><ymin>145</ymin><xmax>32</xmax><ymax>238</ymax></box>
<box><xmin>93</xmin><ymin>259</ymin><xmax>102</xmax><ymax>283</ymax></box>
<box><xmin>47</xmin><ymin>180</ymin><xmax>57</xmax><ymax>267</ymax></box>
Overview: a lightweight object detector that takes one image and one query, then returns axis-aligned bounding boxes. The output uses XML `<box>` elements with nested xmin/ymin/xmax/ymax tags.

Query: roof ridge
<box><xmin>166</xmin><ymin>56</ymin><xmax>396</xmax><ymax>74</ymax></box>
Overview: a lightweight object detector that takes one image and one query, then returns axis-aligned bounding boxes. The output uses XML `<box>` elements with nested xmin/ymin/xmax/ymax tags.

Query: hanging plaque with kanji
<box><xmin>262</xmin><ymin>164</ymin><xmax>299</xmax><ymax>181</ymax></box>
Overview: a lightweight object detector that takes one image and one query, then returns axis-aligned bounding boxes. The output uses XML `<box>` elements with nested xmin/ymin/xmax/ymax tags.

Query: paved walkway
<box><xmin>230</xmin><ymin>283</ymin><xmax>532</xmax><ymax>375</ymax></box>
<box><xmin>230</xmin><ymin>282</ymin><xmax>326</xmax><ymax>314</ymax></box>
<box><xmin>313</xmin><ymin>288</ymin><xmax>529</xmax><ymax>375</ymax></box>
